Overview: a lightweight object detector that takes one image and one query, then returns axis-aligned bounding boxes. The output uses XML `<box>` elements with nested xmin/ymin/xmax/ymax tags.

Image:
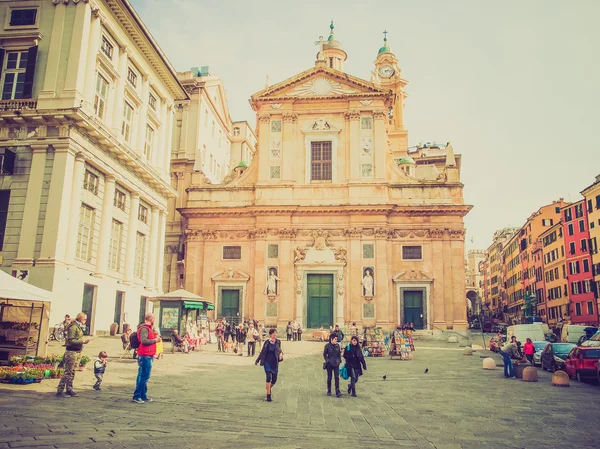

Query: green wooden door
<box><xmin>221</xmin><ymin>289</ymin><xmax>240</xmax><ymax>321</ymax></box>
<box><xmin>403</xmin><ymin>291</ymin><xmax>424</xmax><ymax>329</ymax></box>
<box><xmin>307</xmin><ymin>274</ymin><xmax>333</xmax><ymax>328</ymax></box>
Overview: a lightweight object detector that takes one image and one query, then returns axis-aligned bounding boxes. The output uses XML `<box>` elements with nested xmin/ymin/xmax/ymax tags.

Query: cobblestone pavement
<box><xmin>1</xmin><ymin>336</ymin><xmax>599</xmax><ymax>449</ymax></box>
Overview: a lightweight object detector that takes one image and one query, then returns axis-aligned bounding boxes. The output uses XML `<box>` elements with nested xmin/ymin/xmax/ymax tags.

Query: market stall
<box><xmin>0</xmin><ymin>270</ymin><xmax>53</xmax><ymax>363</ymax></box>
<box><xmin>150</xmin><ymin>289</ymin><xmax>214</xmax><ymax>342</ymax></box>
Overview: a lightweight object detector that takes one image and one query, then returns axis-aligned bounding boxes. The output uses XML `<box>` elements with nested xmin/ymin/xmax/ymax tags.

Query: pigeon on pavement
<box><xmin>424</xmin><ymin>368</ymin><xmax>429</xmax><ymax>374</ymax></box>
<box><xmin>382</xmin><ymin>375</ymin><xmax>387</xmax><ymax>380</ymax></box>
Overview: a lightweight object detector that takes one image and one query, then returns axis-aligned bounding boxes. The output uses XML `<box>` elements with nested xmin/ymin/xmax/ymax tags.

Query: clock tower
<box><xmin>371</xmin><ymin>32</ymin><xmax>409</xmax><ymax>155</ymax></box>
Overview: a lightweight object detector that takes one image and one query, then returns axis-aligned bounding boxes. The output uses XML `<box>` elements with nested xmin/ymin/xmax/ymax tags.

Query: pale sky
<box><xmin>131</xmin><ymin>0</ymin><xmax>600</xmax><ymax>251</ymax></box>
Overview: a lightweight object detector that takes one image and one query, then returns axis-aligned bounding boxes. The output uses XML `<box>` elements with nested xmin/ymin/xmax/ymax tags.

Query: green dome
<box><xmin>378</xmin><ymin>44</ymin><xmax>391</xmax><ymax>55</ymax></box>
<box><xmin>398</xmin><ymin>157</ymin><xmax>415</xmax><ymax>165</ymax></box>
<box><xmin>236</xmin><ymin>160</ymin><xmax>248</xmax><ymax>168</ymax></box>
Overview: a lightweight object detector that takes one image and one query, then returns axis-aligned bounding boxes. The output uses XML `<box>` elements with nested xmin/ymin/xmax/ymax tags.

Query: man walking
<box><xmin>56</xmin><ymin>313</ymin><xmax>90</xmax><ymax>397</ymax></box>
<box><xmin>132</xmin><ymin>313</ymin><xmax>162</xmax><ymax>403</ymax></box>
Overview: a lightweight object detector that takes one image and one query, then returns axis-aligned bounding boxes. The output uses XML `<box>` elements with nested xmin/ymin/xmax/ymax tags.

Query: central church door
<box><xmin>307</xmin><ymin>274</ymin><xmax>333</xmax><ymax>328</ymax></box>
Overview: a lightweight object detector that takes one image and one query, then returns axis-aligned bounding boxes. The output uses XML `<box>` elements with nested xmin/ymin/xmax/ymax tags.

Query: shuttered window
<box><xmin>310</xmin><ymin>141</ymin><xmax>332</xmax><ymax>181</ymax></box>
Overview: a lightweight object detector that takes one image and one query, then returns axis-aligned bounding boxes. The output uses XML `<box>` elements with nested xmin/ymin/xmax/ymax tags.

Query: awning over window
<box><xmin>183</xmin><ymin>300</ymin><xmax>214</xmax><ymax>311</ymax></box>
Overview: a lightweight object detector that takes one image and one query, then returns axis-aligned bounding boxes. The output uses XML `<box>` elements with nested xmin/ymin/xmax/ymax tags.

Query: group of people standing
<box><xmin>215</xmin><ymin>318</ymin><xmax>264</xmax><ymax>357</ymax></box>
<box><xmin>285</xmin><ymin>320</ymin><xmax>303</xmax><ymax>341</ymax></box>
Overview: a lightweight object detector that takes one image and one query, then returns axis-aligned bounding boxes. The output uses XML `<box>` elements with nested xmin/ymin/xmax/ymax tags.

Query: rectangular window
<box><xmin>564</xmin><ymin>208</ymin><xmax>572</xmax><ymax>222</ymax></box>
<box><xmin>588</xmin><ymin>199</ymin><xmax>594</xmax><ymax>213</ymax></box>
<box><xmin>402</xmin><ymin>245</ymin><xmax>422</xmax><ymax>260</ymax></box>
<box><xmin>93</xmin><ymin>73</ymin><xmax>109</xmax><ymax>120</ymax></box>
<box><xmin>310</xmin><ymin>141</ymin><xmax>332</xmax><ymax>181</ymax></box>
<box><xmin>0</xmin><ymin>149</ymin><xmax>15</xmax><ymax>175</ymax></box>
<box><xmin>223</xmin><ymin>245</ymin><xmax>241</xmax><ymax>260</ymax></box>
<box><xmin>127</xmin><ymin>67</ymin><xmax>137</xmax><ymax>87</ymax></box>
<box><xmin>83</xmin><ymin>170</ymin><xmax>99</xmax><ymax>195</ymax></box>
<box><xmin>9</xmin><ymin>9</ymin><xmax>37</xmax><ymax>26</ymax></box>
<box><xmin>575</xmin><ymin>203</ymin><xmax>584</xmax><ymax>218</ymax></box>
<box><xmin>75</xmin><ymin>204</ymin><xmax>94</xmax><ymax>261</ymax></box>
<box><xmin>588</xmin><ymin>301</ymin><xmax>594</xmax><ymax>315</ymax></box>
<box><xmin>148</xmin><ymin>93</ymin><xmax>157</xmax><ymax>111</ymax></box>
<box><xmin>569</xmin><ymin>242</ymin><xmax>575</xmax><ymax>255</ymax></box>
<box><xmin>100</xmin><ymin>36</ymin><xmax>114</xmax><ymax>59</ymax></box>
<box><xmin>360</xmin><ymin>117</ymin><xmax>372</xmax><ymax>130</ymax></box>
<box><xmin>1</xmin><ymin>51</ymin><xmax>28</xmax><ymax>100</ymax></box>
<box><xmin>583</xmin><ymin>259</ymin><xmax>590</xmax><ymax>272</ymax></box>
<box><xmin>362</xmin><ymin>243</ymin><xmax>375</xmax><ymax>259</ymax></box>
<box><xmin>0</xmin><ymin>191</ymin><xmax>10</xmax><ymax>251</ymax></box>
<box><xmin>134</xmin><ymin>232</ymin><xmax>145</xmax><ymax>279</ymax></box>
<box><xmin>581</xmin><ymin>239</ymin><xmax>587</xmax><ymax>252</ymax></box>
<box><xmin>567</xmin><ymin>223</ymin><xmax>574</xmax><ymax>236</ymax></box>
<box><xmin>579</xmin><ymin>220</ymin><xmax>585</xmax><ymax>232</ymax></box>
<box><xmin>144</xmin><ymin>125</ymin><xmax>154</xmax><ymax>160</ymax></box>
<box><xmin>583</xmin><ymin>280</ymin><xmax>592</xmax><ymax>293</ymax></box>
<box><xmin>575</xmin><ymin>303</ymin><xmax>581</xmax><ymax>316</ymax></box>
<box><xmin>108</xmin><ymin>220</ymin><xmax>122</xmax><ymax>271</ymax></box>
<box><xmin>267</xmin><ymin>244</ymin><xmax>279</xmax><ymax>259</ymax></box>
<box><xmin>121</xmin><ymin>101</ymin><xmax>134</xmax><ymax>142</ymax></box>
<box><xmin>542</xmin><ymin>219</ymin><xmax>553</xmax><ymax>226</ymax></box>
<box><xmin>113</xmin><ymin>189</ymin><xmax>126</xmax><ymax>211</ymax></box>
<box><xmin>138</xmin><ymin>205</ymin><xmax>148</xmax><ymax>223</ymax></box>
<box><xmin>596</xmin><ymin>195</ymin><xmax>600</xmax><ymax>209</ymax></box>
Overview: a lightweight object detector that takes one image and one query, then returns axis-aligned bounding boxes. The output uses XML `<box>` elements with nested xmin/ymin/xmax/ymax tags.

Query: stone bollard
<box><xmin>482</xmin><ymin>358</ymin><xmax>496</xmax><ymax>370</ymax></box>
<box><xmin>448</xmin><ymin>336</ymin><xmax>459</xmax><ymax>343</ymax></box>
<box><xmin>522</xmin><ymin>366</ymin><xmax>538</xmax><ymax>382</ymax></box>
<box><xmin>514</xmin><ymin>363</ymin><xmax>527</xmax><ymax>379</ymax></box>
<box><xmin>463</xmin><ymin>348</ymin><xmax>474</xmax><ymax>356</ymax></box>
<box><xmin>552</xmin><ymin>370</ymin><xmax>570</xmax><ymax>387</ymax></box>
<box><xmin>471</xmin><ymin>344</ymin><xmax>483</xmax><ymax>351</ymax></box>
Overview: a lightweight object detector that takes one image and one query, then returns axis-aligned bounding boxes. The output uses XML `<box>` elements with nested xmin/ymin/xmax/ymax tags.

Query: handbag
<box><xmin>279</xmin><ymin>352</ymin><xmax>284</xmax><ymax>362</ymax></box>
<box><xmin>340</xmin><ymin>364</ymin><xmax>349</xmax><ymax>380</ymax></box>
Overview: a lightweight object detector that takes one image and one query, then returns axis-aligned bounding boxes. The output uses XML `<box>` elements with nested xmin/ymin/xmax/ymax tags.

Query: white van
<box><xmin>506</xmin><ymin>324</ymin><xmax>549</xmax><ymax>344</ymax></box>
<box><xmin>560</xmin><ymin>325</ymin><xmax>596</xmax><ymax>343</ymax></box>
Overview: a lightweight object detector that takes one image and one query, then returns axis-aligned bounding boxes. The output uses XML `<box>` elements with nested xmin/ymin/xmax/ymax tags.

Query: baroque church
<box><xmin>168</xmin><ymin>25</ymin><xmax>472</xmax><ymax>332</ymax></box>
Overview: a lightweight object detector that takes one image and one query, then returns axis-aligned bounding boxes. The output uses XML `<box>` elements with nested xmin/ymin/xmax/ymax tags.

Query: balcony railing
<box><xmin>0</xmin><ymin>99</ymin><xmax>38</xmax><ymax>111</ymax></box>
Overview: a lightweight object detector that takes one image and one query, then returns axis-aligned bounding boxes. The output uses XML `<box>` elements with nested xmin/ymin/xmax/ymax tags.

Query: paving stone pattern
<box><xmin>0</xmin><ymin>337</ymin><xmax>599</xmax><ymax>448</ymax></box>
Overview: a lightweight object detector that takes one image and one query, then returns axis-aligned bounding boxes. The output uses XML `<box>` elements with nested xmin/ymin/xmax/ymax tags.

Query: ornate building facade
<box><xmin>170</xmin><ymin>26</ymin><xmax>472</xmax><ymax>331</ymax></box>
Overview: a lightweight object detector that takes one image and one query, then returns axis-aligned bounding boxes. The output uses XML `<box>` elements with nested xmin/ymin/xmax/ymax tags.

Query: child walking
<box><xmin>93</xmin><ymin>351</ymin><xmax>107</xmax><ymax>391</ymax></box>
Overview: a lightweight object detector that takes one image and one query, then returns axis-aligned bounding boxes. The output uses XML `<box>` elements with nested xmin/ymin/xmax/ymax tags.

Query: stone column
<box><xmin>336</xmin><ymin>268</ymin><xmax>345</xmax><ymax>327</ymax></box>
<box><xmin>135</xmin><ymin>75</ymin><xmax>149</xmax><ymax>156</ymax></box>
<box><xmin>154</xmin><ymin>210</ymin><xmax>167</xmax><ymax>291</ymax></box>
<box><xmin>349</xmin><ymin>234</ymin><xmax>362</xmax><ymax>326</ymax></box>
<box><xmin>257</xmin><ymin>114</ymin><xmax>270</xmax><ymax>182</ymax></box>
<box><xmin>178</xmin><ymin>103</ymin><xmax>189</xmax><ymax>159</ymax></box>
<box><xmin>15</xmin><ymin>145</ymin><xmax>48</xmax><ymax>264</ymax></box>
<box><xmin>40</xmin><ymin>146</ymin><xmax>75</xmax><ymax>262</ymax></box>
<box><xmin>111</xmin><ymin>47</ymin><xmax>128</xmax><ymax>131</ymax></box>
<box><xmin>83</xmin><ymin>11</ymin><xmax>101</xmax><ymax>113</ymax></box>
<box><xmin>162</xmin><ymin>105</ymin><xmax>174</xmax><ymax>173</ymax></box>
<box><xmin>431</xmin><ymin>229</ymin><xmax>446</xmax><ymax>330</ymax></box>
<box><xmin>94</xmin><ymin>175</ymin><xmax>115</xmax><ymax>276</ymax></box>
<box><xmin>64</xmin><ymin>153</ymin><xmax>86</xmax><ymax>266</ymax></box>
<box><xmin>63</xmin><ymin>0</ymin><xmax>92</xmax><ymax>101</ymax></box>
<box><xmin>451</xmin><ymin>231</ymin><xmax>469</xmax><ymax>330</ymax></box>
<box><xmin>373</xmin><ymin>110</ymin><xmax>387</xmax><ymax>180</ymax></box>
<box><xmin>442</xmin><ymin>230</ymin><xmax>453</xmax><ymax>329</ymax></box>
<box><xmin>277</xmin><ymin>237</ymin><xmax>292</xmax><ymax>327</ymax></box>
<box><xmin>122</xmin><ymin>193</ymin><xmax>140</xmax><ymax>284</ymax></box>
<box><xmin>375</xmin><ymin>230</ymin><xmax>390</xmax><ymax>326</ymax></box>
<box><xmin>145</xmin><ymin>207</ymin><xmax>160</xmax><ymax>289</ymax></box>
<box><xmin>254</xmin><ymin>234</ymin><xmax>267</xmax><ymax>322</ymax></box>
<box><xmin>282</xmin><ymin>113</ymin><xmax>297</xmax><ymax>181</ymax></box>
<box><xmin>347</xmin><ymin>111</ymin><xmax>361</xmax><ymax>181</ymax></box>
<box><xmin>40</xmin><ymin>3</ymin><xmax>66</xmax><ymax>99</ymax></box>
<box><xmin>157</xmin><ymin>101</ymin><xmax>167</xmax><ymax>172</ymax></box>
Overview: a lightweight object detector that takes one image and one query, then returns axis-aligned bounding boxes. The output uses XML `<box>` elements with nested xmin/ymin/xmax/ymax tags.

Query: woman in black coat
<box><xmin>343</xmin><ymin>335</ymin><xmax>367</xmax><ymax>397</ymax></box>
<box><xmin>323</xmin><ymin>334</ymin><xmax>342</xmax><ymax>397</ymax></box>
<box><xmin>255</xmin><ymin>328</ymin><xmax>283</xmax><ymax>402</ymax></box>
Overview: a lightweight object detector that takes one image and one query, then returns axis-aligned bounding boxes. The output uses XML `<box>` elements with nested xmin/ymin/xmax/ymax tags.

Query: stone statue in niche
<box><xmin>362</xmin><ymin>268</ymin><xmax>374</xmax><ymax>297</ymax></box>
<box><xmin>265</xmin><ymin>267</ymin><xmax>281</xmax><ymax>296</ymax></box>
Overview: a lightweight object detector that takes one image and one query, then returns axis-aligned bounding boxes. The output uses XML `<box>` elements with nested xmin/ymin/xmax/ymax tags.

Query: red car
<box><xmin>564</xmin><ymin>346</ymin><xmax>600</xmax><ymax>382</ymax></box>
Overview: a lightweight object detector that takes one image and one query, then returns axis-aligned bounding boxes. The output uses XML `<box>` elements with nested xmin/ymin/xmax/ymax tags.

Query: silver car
<box><xmin>532</xmin><ymin>341</ymin><xmax>549</xmax><ymax>366</ymax></box>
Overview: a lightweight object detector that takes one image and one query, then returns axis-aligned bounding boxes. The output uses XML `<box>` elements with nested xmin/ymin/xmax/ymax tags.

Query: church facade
<box><xmin>171</xmin><ymin>27</ymin><xmax>472</xmax><ymax>332</ymax></box>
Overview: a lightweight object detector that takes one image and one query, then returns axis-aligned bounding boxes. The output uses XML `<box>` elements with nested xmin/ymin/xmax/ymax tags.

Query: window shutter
<box><xmin>2</xmin><ymin>149</ymin><xmax>16</xmax><ymax>175</ymax></box>
<box><xmin>22</xmin><ymin>45</ymin><xmax>38</xmax><ymax>99</ymax></box>
<box><xmin>0</xmin><ymin>49</ymin><xmax>5</xmax><ymax>80</ymax></box>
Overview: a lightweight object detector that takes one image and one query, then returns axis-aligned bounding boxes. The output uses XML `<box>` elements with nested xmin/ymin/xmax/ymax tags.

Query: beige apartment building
<box><xmin>0</xmin><ymin>0</ymin><xmax>186</xmax><ymax>334</ymax></box>
<box><xmin>170</xmin><ymin>27</ymin><xmax>472</xmax><ymax>332</ymax></box>
<box><xmin>483</xmin><ymin>228</ymin><xmax>519</xmax><ymax>317</ymax></box>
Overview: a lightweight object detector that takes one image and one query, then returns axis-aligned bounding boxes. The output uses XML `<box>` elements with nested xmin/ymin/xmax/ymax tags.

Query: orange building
<box><xmin>502</xmin><ymin>232</ymin><xmax>523</xmax><ymax>323</ymax></box>
<box><xmin>483</xmin><ymin>228</ymin><xmax>518</xmax><ymax>318</ymax></box>
<box><xmin>540</xmin><ymin>222</ymin><xmax>568</xmax><ymax>327</ymax></box>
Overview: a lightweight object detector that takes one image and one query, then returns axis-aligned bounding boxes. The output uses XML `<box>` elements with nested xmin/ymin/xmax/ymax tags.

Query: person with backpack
<box><xmin>131</xmin><ymin>313</ymin><xmax>162</xmax><ymax>403</ymax></box>
<box><xmin>56</xmin><ymin>312</ymin><xmax>90</xmax><ymax>397</ymax></box>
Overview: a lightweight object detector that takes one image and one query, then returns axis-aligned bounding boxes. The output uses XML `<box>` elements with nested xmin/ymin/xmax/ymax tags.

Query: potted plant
<box><xmin>109</xmin><ymin>322</ymin><xmax>119</xmax><ymax>336</ymax></box>
<box><xmin>79</xmin><ymin>355</ymin><xmax>91</xmax><ymax>371</ymax></box>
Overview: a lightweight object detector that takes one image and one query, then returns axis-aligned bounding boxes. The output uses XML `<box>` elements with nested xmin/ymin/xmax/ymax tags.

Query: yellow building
<box><xmin>170</xmin><ymin>26</ymin><xmax>472</xmax><ymax>332</ymax></box>
<box><xmin>581</xmin><ymin>175</ymin><xmax>600</xmax><ymax>317</ymax></box>
<box><xmin>484</xmin><ymin>228</ymin><xmax>519</xmax><ymax>318</ymax></box>
<box><xmin>539</xmin><ymin>223</ymin><xmax>568</xmax><ymax>326</ymax></box>
<box><xmin>502</xmin><ymin>231</ymin><xmax>523</xmax><ymax>323</ymax></box>
<box><xmin>0</xmin><ymin>0</ymin><xmax>186</xmax><ymax>333</ymax></box>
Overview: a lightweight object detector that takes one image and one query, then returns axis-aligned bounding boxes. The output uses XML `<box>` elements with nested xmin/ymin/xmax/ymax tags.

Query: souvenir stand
<box><xmin>363</xmin><ymin>327</ymin><xmax>386</xmax><ymax>357</ymax></box>
<box><xmin>389</xmin><ymin>328</ymin><xmax>413</xmax><ymax>360</ymax></box>
<box><xmin>150</xmin><ymin>289</ymin><xmax>214</xmax><ymax>344</ymax></box>
<box><xmin>0</xmin><ymin>270</ymin><xmax>53</xmax><ymax>364</ymax></box>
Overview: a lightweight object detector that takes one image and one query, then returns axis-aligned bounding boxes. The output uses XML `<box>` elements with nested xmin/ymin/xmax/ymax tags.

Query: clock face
<box><xmin>379</xmin><ymin>65</ymin><xmax>394</xmax><ymax>78</ymax></box>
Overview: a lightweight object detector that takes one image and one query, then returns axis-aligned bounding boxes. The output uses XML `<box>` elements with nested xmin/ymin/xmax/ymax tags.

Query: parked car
<box><xmin>532</xmin><ymin>341</ymin><xmax>550</xmax><ymax>366</ymax></box>
<box><xmin>540</xmin><ymin>343</ymin><xmax>576</xmax><ymax>372</ymax></box>
<box><xmin>561</xmin><ymin>325</ymin><xmax>598</xmax><ymax>344</ymax></box>
<box><xmin>564</xmin><ymin>346</ymin><xmax>600</xmax><ymax>382</ymax></box>
<box><xmin>507</xmin><ymin>324</ymin><xmax>550</xmax><ymax>345</ymax></box>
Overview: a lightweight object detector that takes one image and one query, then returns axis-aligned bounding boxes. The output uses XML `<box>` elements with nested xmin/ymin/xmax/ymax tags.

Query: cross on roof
<box><xmin>383</xmin><ymin>30</ymin><xmax>388</xmax><ymax>41</ymax></box>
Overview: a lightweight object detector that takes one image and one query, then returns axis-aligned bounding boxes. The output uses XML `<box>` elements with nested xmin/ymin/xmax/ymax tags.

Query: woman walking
<box><xmin>255</xmin><ymin>328</ymin><xmax>283</xmax><ymax>402</ymax></box>
<box><xmin>323</xmin><ymin>334</ymin><xmax>342</xmax><ymax>397</ymax></box>
<box><xmin>343</xmin><ymin>336</ymin><xmax>367</xmax><ymax>397</ymax></box>
<box><xmin>523</xmin><ymin>338</ymin><xmax>535</xmax><ymax>365</ymax></box>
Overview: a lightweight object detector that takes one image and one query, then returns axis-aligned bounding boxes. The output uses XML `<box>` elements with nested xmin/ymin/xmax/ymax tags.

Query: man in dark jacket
<box><xmin>323</xmin><ymin>334</ymin><xmax>342</xmax><ymax>397</ymax></box>
<box><xmin>343</xmin><ymin>336</ymin><xmax>367</xmax><ymax>397</ymax></box>
<box><xmin>330</xmin><ymin>324</ymin><xmax>345</xmax><ymax>344</ymax></box>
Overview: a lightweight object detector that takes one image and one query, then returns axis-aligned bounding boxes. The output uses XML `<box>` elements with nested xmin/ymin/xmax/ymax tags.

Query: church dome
<box><xmin>237</xmin><ymin>160</ymin><xmax>249</xmax><ymax>168</ymax></box>
<box><xmin>324</xmin><ymin>34</ymin><xmax>344</xmax><ymax>51</ymax></box>
<box><xmin>378</xmin><ymin>44</ymin><xmax>391</xmax><ymax>55</ymax></box>
<box><xmin>398</xmin><ymin>156</ymin><xmax>415</xmax><ymax>165</ymax></box>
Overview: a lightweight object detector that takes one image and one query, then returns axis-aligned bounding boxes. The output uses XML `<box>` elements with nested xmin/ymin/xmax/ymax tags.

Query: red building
<box><xmin>562</xmin><ymin>201</ymin><xmax>597</xmax><ymax>325</ymax></box>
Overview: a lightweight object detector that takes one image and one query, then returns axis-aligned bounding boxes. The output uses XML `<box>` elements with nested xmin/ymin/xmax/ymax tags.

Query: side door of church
<box><xmin>403</xmin><ymin>291</ymin><xmax>424</xmax><ymax>330</ymax></box>
<box><xmin>307</xmin><ymin>274</ymin><xmax>333</xmax><ymax>329</ymax></box>
<box><xmin>221</xmin><ymin>289</ymin><xmax>240</xmax><ymax>322</ymax></box>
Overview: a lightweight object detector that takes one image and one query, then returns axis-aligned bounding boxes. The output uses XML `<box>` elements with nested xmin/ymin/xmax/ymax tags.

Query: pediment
<box><xmin>251</xmin><ymin>67</ymin><xmax>391</xmax><ymax>102</ymax></box>
<box><xmin>211</xmin><ymin>268</ymin><xmax>250</xmax><ymax>282</ymax></box>
<box><xmin>393</xmin><ymin>270</ymin><xmax>434</xmax><ymax>283</ymax></box>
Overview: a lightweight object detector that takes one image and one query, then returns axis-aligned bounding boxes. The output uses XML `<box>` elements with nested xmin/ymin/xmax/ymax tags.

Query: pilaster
<box><xmin>64</xmin><ymin>153</ymin><xmax>86</xmax><ymax>266</ymax></box>
<box><xmin>373</xmin><ymin>110</ymin><xmax>387</xmax><ymax>180</ymax></box>
<box><xmin>83</xmin><ymin>8</ymin><xmax>101</xmax><ymax>114</ymax></box>
<box><xmin>257</xmin><ymin>114</ymin><xmax>270</xmax><ymax>182</ymax></box>
<box><xmin>145</xmin><ymin>206</ymin><xmax>159</xmax><ymax>289</ymax></box>
<box><xmin>94</xmin><ymin>174</ymin><xmax>115</xmax><ymax>277</ymax></box>
<box><xmin>155</xmin><ymin>210</ymin><xmax>167</xmax><ymax>290</ymax></box>
<box><xmin>122</xmin><ymin>192</ymin><xmax>140</xmax><ymax>284</ymax></box>
<box><xmin>442</xmin><ymin>230</ymin><xmax>453</xmax><ymax>329</ymax></box>
<box><xmin>346</xmin><ymin>111</ymin><xmax>360</xmax><ymax>181</ymax></box>
<box><xmin>63</xmin><ymin>0</ymin><xmax>92</xmax><ymax>103</ymax></box>
<box><xmin>112</xmin><ymin>47</ymin><xmax>128</xmax><ymax>131</ymax></box>
<box><xmin>135</xmin><ymin>75</ymin><xmax>149</xmax><ymax>156</ymax></box>
<box><xmin>162</xmin><ymin>104</ymin><xmax>174</xmax><ymax>174</ymax></box>
<box><xmin>282</xmin><ymin>113</ymin><xmax>297</xmax><ymax>182</ymax></box>
<box><xmin>431</xmin><ymin>229</ymin><xmax>446</xmax><ymax>330</ymax></box>
<box><xmin>39</xmin><ymin>3</ymin><xmax>66</xmax><ymax>100</ymax></box>
<box><xmin>451</xmin><ymin>230</ymin><xmax>469</xmax><ymax>330</ymax></box>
